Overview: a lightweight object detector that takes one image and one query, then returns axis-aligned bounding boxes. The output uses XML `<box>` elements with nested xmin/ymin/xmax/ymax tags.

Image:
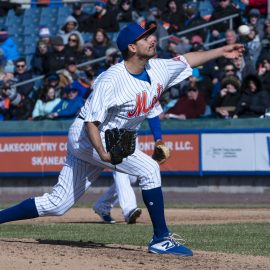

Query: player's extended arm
<box><xmin>183</xmin><ymin>44</ymin><xmax>245</xmax><ymax>68</ymax></box>
<box><xmin>86</xmin><ymin>122</ymin><xmax>111</xmax><ymax>163</ymax></box>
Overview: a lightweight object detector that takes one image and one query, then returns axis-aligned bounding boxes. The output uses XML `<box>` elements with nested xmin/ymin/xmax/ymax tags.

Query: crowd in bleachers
<box><xmin>0</xmin><ymin>0</ymin><xmax>269</xmax><ymax>121</ymax></box>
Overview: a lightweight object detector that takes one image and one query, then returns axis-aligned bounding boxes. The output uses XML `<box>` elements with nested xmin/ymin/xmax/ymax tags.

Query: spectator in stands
<box><xmin>246</xmin><ymin>25</ymin><xmax>261</xmax><ymax>66</ymax></box>
<box><xmin>47</xmin><ymin>86</ymin><xmax>84</xmax><ymax>120</ymax></box>
<box><xmin>32</xmin><ymin>85</ymin><xmax>61</xmax><ymax>120</ymax></box>
<box><xmin>216</xmin><ymin>29</ymin><xmax>238</xmax><ymax>69</ymax></box>
<box><xmin>0</xmin><ymin>61</ymin><xmax>16</xmax><ymax>120</ymax></box>
<box><xmin>58</xmin><ymin>15</ymin><xmax>84</xmax><ymax>45</ymax></box>
<box><xmin>258</xmin><ymin>56</ymin><xmax>270</xmax><ymax>94</ymax></box>
<box><xmin>38</xmin><ymin>26</ymin><xmax>52</xmax><ymax>49</ymax></box>
<box><xmin>161</xmin><ymin>0</ymin><xmax>185</xmax><ymax>34</ymax></box>
<box><xmin>256</xmin><ymin>21</ymin><xmax>270</xmax><ymax>66</ymax></box>
<box><xmin>0</xmin><ymin>1</ymin><xmax>22</xmax><ymax>17</ymax></box>
<box><xmin>190</xmin><ymin>35</ymin><xmax>205</xmax><ymax>52</ymax></box>
<box><xmin>44</xmin><ymin>73</ymin><xmax>65</xmax><ymax>98</ymax></box>
<box><xmin>246</xmin><ymin>8</ymin><xmax>264</xmax><ymax>39</ymax></box>
<box><xmin>234</xmin><ymin>74</ymin><xmax>270</xmax><ymax>118</ymax></box>
<box><xmin>232</xmin><ymin>55</ymin><xmax>256</xmax><ymax>81</ymax></box>
<box><xmin>60</xmin><ymin>58</ymin><xmax>90</xmax><ymax>97</ymax></box>
<box><xmin>82</xmin><ymin>43</ymin><xmax>96</xmax><ymax>62</ymax></box>
<box><xmin>241</xmin><ymin>0</ymin><xmax>267</xmax><ymax>17</ymax></box>
<box><xmin>262</xmin><ymin>19</ymin><xmax>270</xmax><ymax>41</ymax></box>
<box><xmin>96</xmin><ymin>47</ymin><xmax>120</xmax><ymax>75</ymax></box>
<box><xmin>31</xmin><ymin>40</ymin><xmax>50</xmax><ymax>75</ymax></box>
<box><xmin>211</xmin><ymin>75</ymin><xmax>241</xmax><ymax>118</ymax></box>
<box><xmin>161</xmin><ymin>82</ymin><xmax>206</xmax><ymax>120</ymax></box>
<box><xmin>91</xmin><ymin>28</ymin><xmax>113</xmax><ymax>59</ymax></box>
<box><xmin>43</xmin><ymin>36</ymin><xmax>68</xmax><ymax>74</ymax></box>
<box><xmin>65</xmin><ymin>33</ymin><xmax>84</xmax><ymax>63</ymax></box>
<box><xmin>223</xmin><ymin>61</ymin><xmax>238</xmax><ymax>78</ymax></box>
<box><xmin>209</xmin><ymin>0</ymin><xmax>240</xmax><ymax>41</ymax></box>
<box><xmin>71</xmin><ymin>2</ymin><xmax>89</xmax><ymax>32</ymax></box>
<box><xmin>117</xmin><ymin>0</ymin><xmax>140</xmax><ymax>23</ymax></box>
<box><xmin>132</xmin><ymin>0</ymin><xmax>150</xmax><ymax>13</ymax></box>
<box><xmin>211</xmin><ymin>60</ymin><xmax>237</xmax><ymax>102</ymax></box>
<box><xmin>0</xmin><ymin>60</ymin><xmax>16</xmax><ymax>83</ymax></box>
<box><xmin>146</xmin><ymin>7</ymin><xmax>169</xmax><ymax>50</ymax></box>
<box><xmin>0</xmin><ymin>89</ymin><xmax>10</xmax><ymax>120</ymax></box>
<box><xmin>14</xmin><ymin>58</ymin><xmax>34</xmax><ymax>99</ymax></box>
<box><xmin>183</xmin><ymin>2</ymin><xmax>208</xmax><ymax>41</ymax></box>
<box><xmin>107</xmin><ymin>0</ymin><xmax>119</xmax><ymax>15</ymax></box>
<box><xmin>225</xmin><ymin>29</ymin><xmax>238</xmax><ymax>45</ymax></box>
<box><xmin>0</xmin><ymin>30</ymin><xmax>19</xmax><ymax>65</ymax></box>
<box><xmin>85</xmin><ymin>0</ymin><xmax>119</xmax><ymax>33</ymax></box>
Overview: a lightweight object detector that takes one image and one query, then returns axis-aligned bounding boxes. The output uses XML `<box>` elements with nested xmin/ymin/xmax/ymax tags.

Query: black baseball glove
<box><xmin>105</xmin><ymin>128</ymin><xmax>136</xmax><ymax>165</ymax></box>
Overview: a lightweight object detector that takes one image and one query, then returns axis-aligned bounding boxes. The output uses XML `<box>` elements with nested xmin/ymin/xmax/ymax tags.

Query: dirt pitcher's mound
<box><xmin>0</xmin><ymin>238</ymin><xmax>269</xmax><ymax>270</ymax></box>
<box><xmin>2</xmin><ymin>208</ymin><xmax>270</xmax><ymax>270</ymax></box>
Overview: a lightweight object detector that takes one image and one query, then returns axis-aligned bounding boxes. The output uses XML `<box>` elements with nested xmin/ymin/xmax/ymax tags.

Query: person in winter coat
<box><xmin>84</xmin><ymin>0</ymin><xmax>119</xmax><ymax>33</ymax></box>
<box><xmin>58</xmin><ymin>15</ymin><xmax>84</xmax><ymax>45</ymax></box>
<box><xmin>0</xmin><ymin>31</ymin><xmax>19</xmax><ymax>64</ymax></box>
<box><xmin>32</xmin><ymin>85</ymin><xmax>61</xmax><ymax>120</ymax></box>
<box><xmin>234</xmin><ymin>74</ymin><xmax>270</xmax><ymax>118</ymax></box>
<box><xmin>47</xmin><ymin>86</ymin><xmax>84</xmax><ymax>119</ymax></box>
<box><xmin>43</xmin><ymin>36</ymin><xmax>69</xmax><ymax>74</ymax></box>
<box><xmin>65</xmin><ymin>33</ymin><xmax>85</xmax><ymax>63</ymax></box>
<box><xmin>31</xmin><ymin>40</ymin><xmax>50</xmax><ymax>75</ymax></box>
<box><xmin>209</xmin><ymin>0</ymin><xmax>240</xmax><ymax>41</ymax></box>
<box><xmin>212</xmin><ymin>75</ymin><xmax>241</xmax><ymax>118</ymax></box>
<box><xmin>161</xmin><ymin>82</ymin><xmax>206</xmax><ymax>120</ymax></box>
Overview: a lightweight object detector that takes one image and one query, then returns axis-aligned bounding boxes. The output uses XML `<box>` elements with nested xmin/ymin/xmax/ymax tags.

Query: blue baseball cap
<box><xmin>116</xmin><ymin>22</ymin><xmax>157</xmax><ymax>52</ymax></box>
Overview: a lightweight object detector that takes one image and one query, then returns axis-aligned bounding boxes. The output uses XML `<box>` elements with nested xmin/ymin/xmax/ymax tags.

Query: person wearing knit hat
<box><xmin>4</xmin><ymin>60</ymin><xmax>15</xmax><ymax>74</ymax></box>
<box><xmin>39</xmin><ymin>27</ymin><xmax>51</xmax><ymax>38</ymax></box>
<box><xmin>212</xmin><ymin>75</ymin><xmax>241</xmax><ymax>118</ymax></box>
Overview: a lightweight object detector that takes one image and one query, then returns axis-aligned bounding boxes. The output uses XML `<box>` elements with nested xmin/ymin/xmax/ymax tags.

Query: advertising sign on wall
<box><xmin>201</xmin><ymin>133</ymin><xmax>255</xmax><ymax>171</ymax></box>
<box><xmin>254</xmin><ymin>133</ymin><xmax>270</xmax><ymax>171</ymax></box>
<box><xmin>0</xmin><ymin>133</ymin><xmax>200</xmax><ymax>175</ymax></box>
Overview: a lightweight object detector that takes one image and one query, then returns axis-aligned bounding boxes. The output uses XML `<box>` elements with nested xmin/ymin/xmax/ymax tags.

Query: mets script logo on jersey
<box><xmin>127</xmin><ymin>83</ymin><xmax>163</xmax><ymax>117</ymax></box>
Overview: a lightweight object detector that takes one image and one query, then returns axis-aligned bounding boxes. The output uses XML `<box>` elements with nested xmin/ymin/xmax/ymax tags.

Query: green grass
<box><xmin>0</xmin><ymin>223</ymin><xmax>269</xmax><ymax>256</ymax></box>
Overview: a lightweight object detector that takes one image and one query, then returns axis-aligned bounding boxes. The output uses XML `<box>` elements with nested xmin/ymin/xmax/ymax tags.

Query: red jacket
<box><xmin>246</xmin><ymin>0</ymin><xmax>267</xmax><ymax>15</ymax></box>
<box><xmin>167</xmin><ymin>91</ymin><xmax>206</xmax><ymax>119</ymax></box>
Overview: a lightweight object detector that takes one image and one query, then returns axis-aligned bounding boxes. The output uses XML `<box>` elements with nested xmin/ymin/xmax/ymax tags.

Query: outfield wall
<box><xmin>0</xmin><ymin>119</ymin><xmax>270</xmax><ymax>192</ymax></box>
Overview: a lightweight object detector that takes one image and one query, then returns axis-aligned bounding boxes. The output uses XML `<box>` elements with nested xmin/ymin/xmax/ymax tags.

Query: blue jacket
<box><xmin>0</xmin><ymin>37</ymin><xmax>20</xmax><ymax>61</ymax></box>
<box><xmin>52</xmin><ymin>95</ymin><xmax>84</xmax><ymax>119</ymax></box>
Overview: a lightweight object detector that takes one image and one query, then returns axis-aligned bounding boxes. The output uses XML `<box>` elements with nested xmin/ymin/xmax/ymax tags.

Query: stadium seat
<box><xmin>81</xmin><ymin>32</ymin><xmax>93</xmax><ymax>43</ymax></box>
<box><xmin>24</xmin><ymin>44</ymin><xmax>36</xmax><ymax>55</ymax></box>
<box><xmin>83</xmin><ymin>5</ymin><xmax>94</xmax><ymax>15</ymax></box>
<box><xmin>23</xmin><ymin>25</ymin><xmax>39</xmax><ymax>36</ymax></box>
<box><xmin>58</xmin><ymin>6</ymin><xmax>71</xmax><ymax>17</ymax></box>
<box><xmin>24</xmin><ymin>35</ymin><xmax>38</xmax><ymax>46</ymax></box>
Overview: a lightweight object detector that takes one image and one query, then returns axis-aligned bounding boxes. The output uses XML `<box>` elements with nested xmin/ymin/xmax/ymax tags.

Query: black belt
<box><xmin>78</xmin><ymin>115</ymin><xmax>85</xmax><ymax>120</ymax></box>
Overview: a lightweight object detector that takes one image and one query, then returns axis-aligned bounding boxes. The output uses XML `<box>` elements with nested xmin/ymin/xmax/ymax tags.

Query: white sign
<box><xmin>202</xmin><ymin>133</ymin><xmax>255</xmax><ymax>171</ymax></box>
<box><xmin>254</xmin><ymin>133</ymin><xmax>270</xmax><ymax>170</ymax></box>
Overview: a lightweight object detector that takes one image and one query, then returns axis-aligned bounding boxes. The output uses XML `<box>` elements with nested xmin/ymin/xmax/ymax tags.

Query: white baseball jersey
<box><xmin>35</xmin><ymin>56</ymin><xmax>192</xmax><ymax>217</ymax></box>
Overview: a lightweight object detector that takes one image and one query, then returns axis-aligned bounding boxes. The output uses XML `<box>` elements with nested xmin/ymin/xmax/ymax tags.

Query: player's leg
<box><xmin>114</xmin><ymin>172</ymin><xmax>141</xmax><ymax>224</ymax></box>
<box><xmin>114</xmin><ymin>149</ymin><xmax>193</xmax><ymax>256</ymax></box>
<box><xmin>0</xmin><ymin>152</ymin><xmax>102</xmax><ymax>223</ymax></box>
<box><xmin>92</xmin><ymin>183</ymin><xmax>118</xmax><ymax>224</ymax></box>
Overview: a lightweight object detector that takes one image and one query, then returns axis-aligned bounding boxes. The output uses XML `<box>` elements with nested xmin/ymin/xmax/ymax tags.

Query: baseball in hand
<box><xmin>238</xmin><ymin>25</ymin><xmax>250</xmax><ymax>36</ymax></box>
